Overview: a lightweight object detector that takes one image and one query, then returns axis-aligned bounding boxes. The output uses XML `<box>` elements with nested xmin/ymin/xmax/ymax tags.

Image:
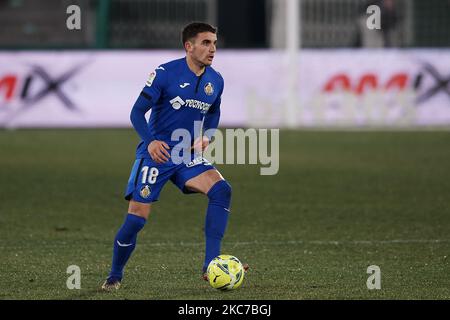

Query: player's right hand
<box><xmin>148</xmin><ymin>140</ymin><xmax>171</xmax><ymax>164</ymax></box>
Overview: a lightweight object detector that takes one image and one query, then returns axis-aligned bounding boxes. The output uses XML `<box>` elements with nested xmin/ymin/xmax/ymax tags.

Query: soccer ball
<box><xmin>206</xmin><ymin>254</ymin><xmax>245</xmax><ymax>290</ymax></box>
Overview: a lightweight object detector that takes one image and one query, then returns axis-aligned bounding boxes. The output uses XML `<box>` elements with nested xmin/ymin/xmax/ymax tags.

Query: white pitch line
<box><xmin>144</xmin><ymin>239</ymin><xmax>450</xmax><ymax>247</ymax></box>
<box><xmin>1</xmin><ymin>239</ymin><xmax>449</xmax><ymax>250</ymax></box>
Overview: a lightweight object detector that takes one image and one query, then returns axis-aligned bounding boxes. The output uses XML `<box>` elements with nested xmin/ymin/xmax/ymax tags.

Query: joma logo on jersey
<box><xmin>169</xmin><ymin>96</ymin><xmax>185</xmax><ymax>110</ymax></box>
<box><xmin>169</xmin><ymin>96</ymin><xmax>211</xmax><ymax>113</ymax></box>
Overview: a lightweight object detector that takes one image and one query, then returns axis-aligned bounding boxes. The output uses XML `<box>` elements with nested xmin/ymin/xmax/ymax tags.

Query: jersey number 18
<box><xmin>141</xmin><ymin>166</ymin><xmax>159</xmax><ymax>184</ymax></box>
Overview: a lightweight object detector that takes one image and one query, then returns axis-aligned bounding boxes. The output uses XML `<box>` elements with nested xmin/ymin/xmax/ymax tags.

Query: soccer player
<box><xmin>102</xmin><ymin>22</ymin><xmax>246</xmax><ymax>290</ymax></box>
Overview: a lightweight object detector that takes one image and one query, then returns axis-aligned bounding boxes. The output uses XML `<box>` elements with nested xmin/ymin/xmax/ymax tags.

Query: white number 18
<box><xmin>141</xmin><ymin>166</ymin><xmax>159</xmax><ymax>184</ymax></box>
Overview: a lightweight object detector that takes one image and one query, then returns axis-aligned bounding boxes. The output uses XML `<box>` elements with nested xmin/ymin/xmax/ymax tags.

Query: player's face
<box><xmin>188</xmin><ymin>32</ymin><xmax>217</xmax><ymax>66</ymax></box>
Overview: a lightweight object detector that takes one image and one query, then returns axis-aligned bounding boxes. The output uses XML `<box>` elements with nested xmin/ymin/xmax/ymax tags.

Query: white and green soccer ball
<box><xmin>206</xmin><ymin>254</ymin><xmax>245</xmax><ymax>290</ymax></box>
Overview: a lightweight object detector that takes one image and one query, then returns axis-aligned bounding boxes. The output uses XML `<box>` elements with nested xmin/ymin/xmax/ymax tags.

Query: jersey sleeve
<box><xmin>130</xmin><ymin>94</ymin><xmax>155</xmax><ymax>147</ymax></box>
<box><xmin>204</xmin><ymin>77</ymin><xmax>224</xmax><ymax>140</ymax></box>
<box><xmin>141</xmin><ymin>66</ymin><xmax>168</xmax><ymax>103</ymax></box>
<box><xmin>129</xmin><ymin>66</ymin><xmax>167</xmax><ymax>147</ymax></box>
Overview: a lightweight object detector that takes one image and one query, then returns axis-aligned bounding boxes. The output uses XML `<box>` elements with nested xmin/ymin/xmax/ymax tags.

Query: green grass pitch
<box><xmin>0</xmin><ymin>129</ymin><xmax>449</xmax><ymax>299</ymax></box>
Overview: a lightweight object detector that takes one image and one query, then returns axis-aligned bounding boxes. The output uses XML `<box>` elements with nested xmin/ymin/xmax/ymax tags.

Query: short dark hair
<box><xmin>181</xmin><ymin>22</ymin><xmax>217</xmax><ymax>47</ymax></box>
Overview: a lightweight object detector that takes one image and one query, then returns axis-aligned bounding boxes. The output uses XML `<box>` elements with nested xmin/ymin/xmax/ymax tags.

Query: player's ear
<box><xmin>185</xmin><ymin>39</ymin><xmax>194</xmax><ymax>52</ymax></box>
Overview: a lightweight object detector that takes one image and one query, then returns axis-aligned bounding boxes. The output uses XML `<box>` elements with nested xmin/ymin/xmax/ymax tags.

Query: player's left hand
<box><xmin>192</xmin><ymin>136</ymin><xmax>210</xmax><ymax>152</ymax></box>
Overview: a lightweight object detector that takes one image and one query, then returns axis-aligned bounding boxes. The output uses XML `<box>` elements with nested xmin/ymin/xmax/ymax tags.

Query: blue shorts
<box><xmin>124</xmin><ymin>154</ymin><xmax>215</xmax><ymax>203</ymax></box>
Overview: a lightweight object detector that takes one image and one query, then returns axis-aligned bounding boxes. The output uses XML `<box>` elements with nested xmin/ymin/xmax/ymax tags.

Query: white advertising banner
<box><xmin>1</xmin><ymin>50</ymin><xmax>450</xmax><ymax>128</ymax></box>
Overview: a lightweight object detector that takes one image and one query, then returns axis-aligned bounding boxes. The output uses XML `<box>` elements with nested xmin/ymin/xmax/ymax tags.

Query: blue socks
<box><xmin>203</xmin><ymin>180</ymin><xmax>232</xmax><ymax>272</ymax></box>
<box><xmin>109</xmin><ymin>181</ymin><xmax>231</xmax><ymax>279</ymax></box>
<box><xmin>109</xmin><ymin>213</ymin><xmax>146</xmax><ymax>280</ymax></box>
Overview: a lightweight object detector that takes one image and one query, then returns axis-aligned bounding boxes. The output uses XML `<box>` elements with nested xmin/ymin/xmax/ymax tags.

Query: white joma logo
<box><xmin>180</xmin><ymin>83</ymin><xmax>190</xmax><ymax>88</ymax></box>
<box><xmin>117</xmin><ymin>240</ymin><xmax>133</xmax><ymax>247</ymax></box>
<box><xmin>170</xmin><ymin>96</ymin><xmax>185</xmax><ymax>110</ymax></box>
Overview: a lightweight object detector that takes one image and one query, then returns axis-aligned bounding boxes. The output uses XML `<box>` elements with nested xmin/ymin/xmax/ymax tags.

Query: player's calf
<box><xmin>203</xmin><ymin>180</ymin><xmax>232</xmax><ymax>272</ymax></box>
<box><xmin>107</xmin><ymin>213</ymin><xmax>147</xmax><ymax>283</ymax></box>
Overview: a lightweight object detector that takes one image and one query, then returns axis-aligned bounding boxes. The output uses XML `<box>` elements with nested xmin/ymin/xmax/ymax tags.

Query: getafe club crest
<box><xmin>140</xmin><ymin>185</ymin><xmax>151</xmax><ymax>199</ymax></box>
<box><xmin>204</xmin><ymin>82</ymin><xmax>214</xmax><ymax>96</ymax></box>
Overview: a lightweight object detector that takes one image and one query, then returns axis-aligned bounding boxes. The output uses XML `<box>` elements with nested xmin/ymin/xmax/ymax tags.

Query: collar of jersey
<box><xmin>183</xmin><ymin>57</ymin><xmax>208</xmax><ymax>79</ymax></box>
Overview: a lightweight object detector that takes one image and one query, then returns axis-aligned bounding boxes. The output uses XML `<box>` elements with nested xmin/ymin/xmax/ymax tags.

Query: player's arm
<box><xmin>200</xmin><ymin>80</ymin><xmax>224</xmax><ymax>150</ymax></box>
<box><xmin>192</xmin><ymin>95</ymin><xmax>221</xmax><ymax>152</ymax></box>
<box><xmin>130</xmin><ymin>93</ymin><xmax>155</xmax><ymax>147</ymax></box>
<box><xmin>130</xmin><ymin>68</ymin><xmax>171</xmax><ymax>163</ymax></box>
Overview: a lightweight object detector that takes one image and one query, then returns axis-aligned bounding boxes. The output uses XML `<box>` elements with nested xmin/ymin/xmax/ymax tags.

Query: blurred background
<box><xmin>1</xmin><ymin>0</ymin><xmax>450</xmax><ymax>129</ymax></box>
<box><xmin>1</xmin><ymin>0</ymin><xmax>449</xmax><ymax>49</ymax></box>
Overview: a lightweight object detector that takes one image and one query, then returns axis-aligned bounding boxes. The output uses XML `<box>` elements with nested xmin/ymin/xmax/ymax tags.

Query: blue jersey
<box><xmin>134</xmin><ymin>57</ymin><xmax>224</xmax><ymax>159</ymax></box>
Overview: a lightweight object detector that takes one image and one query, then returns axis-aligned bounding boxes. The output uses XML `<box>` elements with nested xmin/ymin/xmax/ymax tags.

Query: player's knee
<box><xmin>127</xmin><ymin>214</ymin><xmax>147</xmax><ymax>233</ymax></box>
<box><xmin>128</xmin><ymin>200</ymin><xmax>151</xmax><ymax>219</ymax></box>
<box><xmin>207</xmin><ymin>180</ymin><xmax>232</xmax><ymax>208</ymax></box>
<box><xmin>207</xmin><ymin>180</ymin><xmax>232</xmax><ymax>200</ymax></box>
